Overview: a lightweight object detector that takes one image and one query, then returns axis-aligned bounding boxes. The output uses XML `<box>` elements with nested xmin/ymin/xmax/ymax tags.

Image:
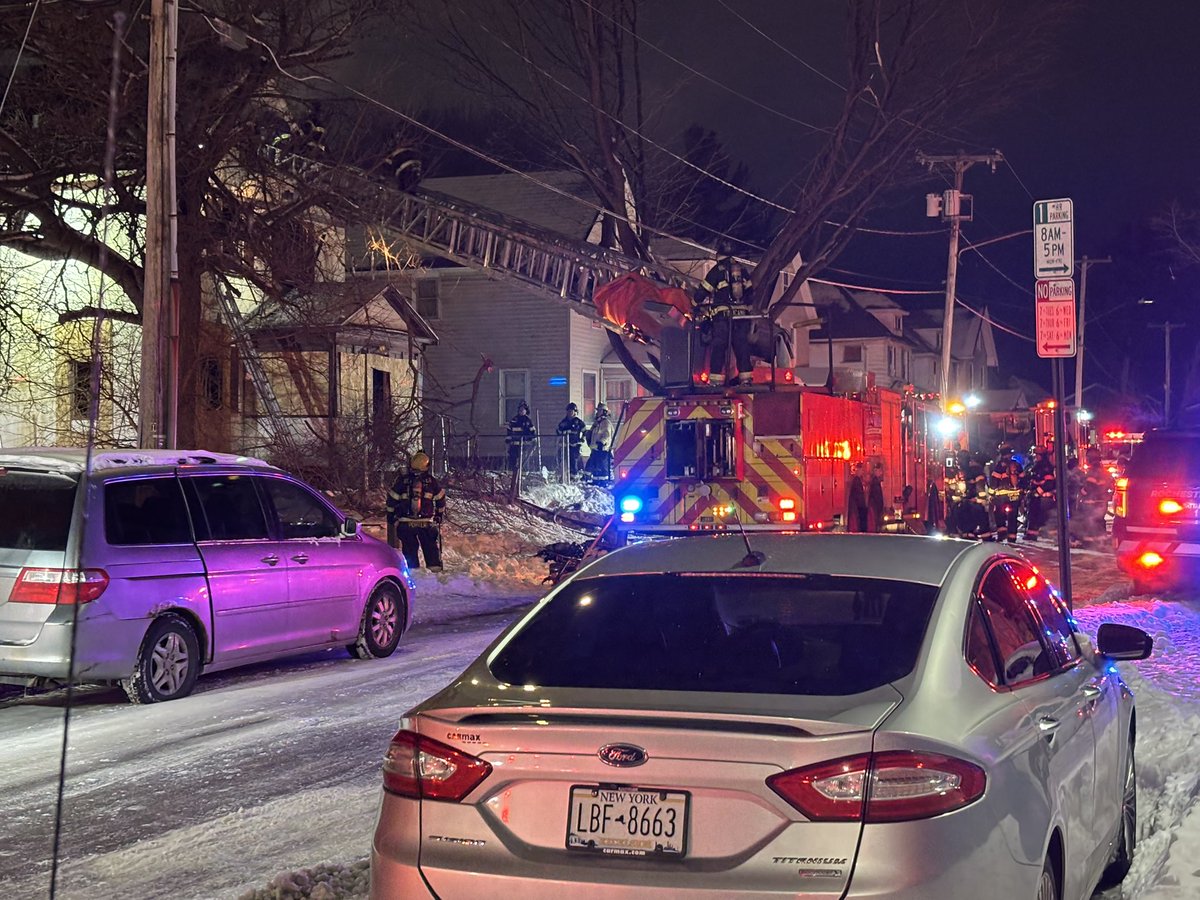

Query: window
<box><xmin>372</xmin><ymin>368</ymin><xmax>392</xmax><ymax>424</ymax></box>
<box><xmin>489</xmin><ymin>573</ymin><xmax>939</xmax><ymax>696</ymax></box>
<box><xmin>0</xmin><ymin>470</ymin><xmax>78</xmax><ymax>551</ymax></box>
<box><xmin>201</xmin><ymin>356</ymin><xmax>223</xmax><ymax>409</ymax></box>
<box><xmin>665</xmin><ymin>419</ymin><xmax>737</xmax><ymax>480</ymax></box>
<box><xmin>842</xmin><ymin>344</ymin><xmax>862</xmax><ymax>364</ymax></box>
<box><xmin>258</xmin><ymin>478</ymin><xmax>340</xmax><ymax>539</ymax></box>
<box><xmin>582</xmin><ymin>370</ymin><xmax>598</xmax><ymax>419</ymax></box>
<box><xmin>976</xmin><ymin>564</ymin><xmax>1053</xmax><ymax>687</ymax></box>
<box><xmin>499</xmin><ymin>369</ymin><xmax>529</xmax><ymax>424</ymax></box>
<box><xmin>887</xmin><ymin>345</ymin><xmax>896</xmax><ymax>375</ymax></box>
<box><xmin>105</xmin><ymin>478</ymin><xmax>193</xmax><ymax>545</ymax></box>
<box><xmin>1008</xmin><ymin>562</ymin><xmax>1081</xmax><ymax>667</ymax></box>
<box><xmin>602</xmin><ymin>370</ymin><xmax>635</xmax><ymax>415</ymax></box>
<box><xmin>415</xmin><ymin>278</ymin><xmax>440</xmax><ymax>319</ymax></box>
<box><xmin>965</xmin><ymin>602</ymin><xmax>1000</xmax><ymax>684</ymax></box>
<box><xmin>69</xmin><ymin>359</ymin><xmax>91</xmax><ymax>420</ymax></box>
<box><xmin>185</xmin><ymin>475</ymin><xmax>270</xmax><ymax>541</ymax></box>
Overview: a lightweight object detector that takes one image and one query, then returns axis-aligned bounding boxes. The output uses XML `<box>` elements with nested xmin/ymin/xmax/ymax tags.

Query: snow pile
<box><xmin>238</xmin><ymin>858</ymin><xmax>368</xmax><ymax>900</ymax></box>
<box><xmin>522</xmin><ymin>479</ymin><xmax>614</xmax><ymax>516</ymax></box>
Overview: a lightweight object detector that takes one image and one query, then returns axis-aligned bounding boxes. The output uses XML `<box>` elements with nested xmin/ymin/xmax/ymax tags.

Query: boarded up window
<box><xmin>416</xmin><ymin>278</ymin><xmax>440</xmax><ymax>319</ymax></box>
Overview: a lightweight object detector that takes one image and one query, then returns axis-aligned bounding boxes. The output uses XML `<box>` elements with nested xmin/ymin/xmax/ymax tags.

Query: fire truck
<box><xmin>609</xmin><ymin>373</ymin><xmax>944</xmax><ymax>537</ymax></box>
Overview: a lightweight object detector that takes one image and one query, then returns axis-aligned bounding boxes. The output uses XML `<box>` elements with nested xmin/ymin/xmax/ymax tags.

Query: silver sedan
<box><xmin>370</xmin><ymin>533</ymin><xmax>1151</xmax><ymax>899</ymax></box>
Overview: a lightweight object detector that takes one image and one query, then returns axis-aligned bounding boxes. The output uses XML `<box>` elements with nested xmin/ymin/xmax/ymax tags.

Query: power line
<box><xmin>711</xmin><ymin>0</ymin><xmax>844</xmax><ymax>92</ymax></box>
<box><xmin>0</xmin><ymin>0</ymin><xmax>41</xmax><ymax>121</ymax></box>
<box><xmin>574</xmin><ymin>0</ymin><xmax>829</xmax><ymax>133</ymax></box>
<box><xmin>955</xmin><ymin>295</ymin><xmax>1034</xmax><ymax>343</ymax></box>
<box><xmin>811</xmin><ymin>276</ymin><xmax>944</xmax><ymax>296</ymax></box>
<box><xmin>1004</xmin><ymin>157</ymin><xmax>1036</xmax><ymax>200</ymax></box>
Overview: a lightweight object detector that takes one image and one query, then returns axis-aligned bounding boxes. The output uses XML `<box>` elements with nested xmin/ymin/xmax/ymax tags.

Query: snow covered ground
<box><xmin>3</xmin><ymin>521</ymin><xmax>1200</xmax><ymax>899</ymax></box>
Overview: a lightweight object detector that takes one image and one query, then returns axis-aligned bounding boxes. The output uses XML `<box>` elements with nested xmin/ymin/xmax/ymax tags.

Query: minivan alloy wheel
<box><xmin>349</xmin><ymin>584</ymin><xmax>406</xmax><ymax>659</ymax></box>
<box><xmin>123</xmin><ymin>614</ymin><xmax>201</xmax><ymax>704</ymax></box>
<box><xmin>150</xmin><ymin>631</ymin><xmax>191</xmax><ymax>695</ymax></box>
<box><xmin>370</xmin><ymin>592</ymin><xmax>398</xmax><ymax>648</ymax></box>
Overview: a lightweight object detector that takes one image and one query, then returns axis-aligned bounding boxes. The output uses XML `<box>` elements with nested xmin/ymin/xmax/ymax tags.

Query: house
<box><xmin>905</xmin><ymin>305</ymin><xmax>998</xmax><ymax>397</ymax></box>
<box><xmin>349</xmin><ymin>171</ymin><xmax>653</xmax><ymax>466</ymax></box>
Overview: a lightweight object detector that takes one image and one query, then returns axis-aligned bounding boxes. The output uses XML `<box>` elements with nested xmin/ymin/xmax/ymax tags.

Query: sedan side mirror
<box><xmin>341</xmin><ymin>517</ymin><xmax>360</xmax><ymax>537</ymax></box>
<box><xmin>1097</xmin><ymin>623</ymin><xmax>1153</xmax><ymax>660</ymax></box>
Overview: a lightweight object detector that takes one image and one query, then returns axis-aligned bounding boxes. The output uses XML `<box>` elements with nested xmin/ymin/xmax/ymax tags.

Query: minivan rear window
<box><xmin>105</xmin><ymin>477</ymin><xmax>193</xmax><ymax>545</ymax></box>
<box><xmin>490</xmin><ymin>573</ymin><xmax>938</xmax><ymax>696</ymax></box>
<box><xmin>0</xmin><ymin>469</ymin><xmax>78</xmax><ymax>551</ymax></box>
<box><xmin>1128</xmin><ymin>436</ymin><xmax>1200</xmax><ymax>481</ymax></box>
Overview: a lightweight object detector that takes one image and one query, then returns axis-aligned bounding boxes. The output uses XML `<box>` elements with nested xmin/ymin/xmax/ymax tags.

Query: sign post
<box><xmin>1033</xmin><ymin>200</ymin><xmax>1076</xmax><ymax>608</ymax></box>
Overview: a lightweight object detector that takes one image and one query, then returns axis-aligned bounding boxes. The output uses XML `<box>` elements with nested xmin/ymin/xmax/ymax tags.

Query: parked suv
<box><xmin>1112</xmin><ymin>429</ymin><xmax>1200</xmax><ymax>592</ymax></box>
<box><xmin>0</xmin><ymin>449</ymin><xmax>413</xmax><ymax>702</ymax></box>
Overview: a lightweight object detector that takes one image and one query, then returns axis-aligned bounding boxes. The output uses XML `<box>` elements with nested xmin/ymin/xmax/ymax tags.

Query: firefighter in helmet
<box><xmin>1024</xmin><ymin>445</ymin><xmax>1056</xmax><ymax>541</ymax></box>
<box><xmin>692</xmin><ymin>239</ymin><xmax>754</xmax><ymax>386</ymax></box>
<box><xmin>1077</xmin><ymin>446</ymin><xmax>1112</xmax><ymax>541</ymax></box>
<box><xmin>989</xmin><ymin>455</ymin><xmax>1025</xmax><ymax>544</ymax></box>
<box><xmin>386</xmin><ymin>451</ymin><xmax>446</xmax><ymax>572</ymax></box>
<box><xmin>505</xmin><ymin>401</ymin><xmax>536</xmax><ymax>473</ymax></box>
<box><xmin>585</xmin><ymin>403</ymin><xmax>614</xmax><ymax>484</ymax></box>
<box><xmin>556</xmin><ymin>402</ymin><xmax>586</xmax><ymax>477</ymax></box>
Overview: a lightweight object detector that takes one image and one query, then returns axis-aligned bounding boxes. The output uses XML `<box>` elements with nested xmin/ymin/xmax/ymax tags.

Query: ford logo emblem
<box><xmin>598</xmin><ymin>743</ymin><xmax>647</xmax><ymax>767</ymax></box>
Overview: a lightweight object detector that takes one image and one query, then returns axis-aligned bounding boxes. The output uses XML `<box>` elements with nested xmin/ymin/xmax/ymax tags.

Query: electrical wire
<box><xmin>954</xmin><ymin>295</ymin><xmax>1034</xmax><ymax>343</ymax></box>
<box><xmin>573</xmin><ymin>0</ymin><xmax>829</xmax><ymax>133</ymax></box>
<box><xmin>711</xmin><ymin>0</ymin><xmax>844</xmax><ymax>92</ymax></box>
<box><xmin>1004</xmin><ymin>157</ymin><xmax>1036</xmax><ymax>201</ymax></box>
<box><xmin>0</xmin><ymin>0</ymin><xmax>42</xmax><ymax>121</ymax></box>
<box><xmin>810</xmin><ymin>276</ymin><xmax>944</xmax><ymax>296</ymax></box>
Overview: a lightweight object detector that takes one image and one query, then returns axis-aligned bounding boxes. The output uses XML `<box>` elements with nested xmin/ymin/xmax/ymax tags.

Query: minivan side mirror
<box><xmin>341</xmin><ymin>517</ymin><xmax>360</xmax><ymax>537</ymax></box>
<box><xmin>1097</xmin><ymin>622</ymin><xmax>1153</xmax><ymax>660</ymax></box>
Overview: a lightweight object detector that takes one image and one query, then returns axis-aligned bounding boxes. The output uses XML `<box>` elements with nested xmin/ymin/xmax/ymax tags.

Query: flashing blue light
<box><xmin>548</xmin><ymin>375</ymin><xmax>568</xmax><ymax>386</ymax></box>
<box><xmin>620</xmin><ymin>495</ymin><xmax>643</xmax><ymax>514</ymax></box>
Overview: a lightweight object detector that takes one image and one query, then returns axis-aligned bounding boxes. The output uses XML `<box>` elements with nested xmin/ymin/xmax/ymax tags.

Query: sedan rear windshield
<box><xmin>490</xmin><ymin>573</ymin><xmax>938</xmax><ymax>696</ymax></box>
<box><xmin>0</xmin><ymin>469</ymin><xmax>78</xmax><ymax>551</ymax></box>
<box><xmin>1128</xmin><ymin>437</ymin><xmax>1200</xmax><ymax>481</ymax></box>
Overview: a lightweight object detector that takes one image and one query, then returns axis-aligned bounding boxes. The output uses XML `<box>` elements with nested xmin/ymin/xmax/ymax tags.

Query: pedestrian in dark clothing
<box><xmin>556</xmin><ymin>402</ymin><xmax>586</xmax><ymax>477</ymax></box>
<box><xmin>1025</xmin><ymin>448</ymin><xmax>1056</xmax><ymax>541</ymax></box>
<box><xmin>386</xmin><ymin>451</ymin><xmax>446</xmax><ymax>571</ymax></box>
<box><xmin>848</xmin><ymin>462</ymin><xmax>869</xmax><ymax>532</ymax></box>
<box><xmin>867</xmin><ymin>463</ymin><xmax>886</xmax><ymax>532</ymax></box>
<box><xmin>505</xmin><ymin>401</ymin><xmax>536</xmax><ymax>473</ymax></box>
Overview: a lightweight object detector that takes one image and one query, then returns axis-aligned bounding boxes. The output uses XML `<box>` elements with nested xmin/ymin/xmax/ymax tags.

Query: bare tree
<box><xmin>428</xmin><ymin>0</ymin><xmax>1073</xmax><ymax>390</ymax></box>
<box><xmin>0</xmin><ymin>0</ymin><xmax>412</xmax><ymax>446</ymax></box>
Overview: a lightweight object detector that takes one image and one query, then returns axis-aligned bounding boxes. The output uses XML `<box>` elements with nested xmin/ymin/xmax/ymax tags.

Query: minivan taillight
<box><xmin>382</xmin><ymin>729</ymin><xmax>492</xmax><ymax>801</ymax></box>
<box><xmin>767</xmin><ymin>751</ymin><xmax>986</xmax><ymax>822</ymax></box>
<box><xmin>8</xmin><ymin>568</ymin><xmax>109</xmax><ymax>605</ymax></box>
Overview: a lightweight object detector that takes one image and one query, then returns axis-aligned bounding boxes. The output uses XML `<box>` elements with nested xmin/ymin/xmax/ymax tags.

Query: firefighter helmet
<box><xmin>566</xmin><ymin>402</ymin><xmax>578</xmax><ymax>413</ymax></box>
<box><xmin>517</xmin><ymin>401</ymin><xmax>529</xmax><ymax>415</ymax></box>
<box><xmin>409</xmin><ymin>450</ymin><xmax>430</xmax><ymax>472</ymax></box>
<box><xmin>716</xmin><ymin>238</ymin><xmax>735</xmax><ymax>257</ymax></box>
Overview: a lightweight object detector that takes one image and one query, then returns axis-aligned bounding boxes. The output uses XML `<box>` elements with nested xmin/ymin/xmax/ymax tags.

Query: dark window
<box><xmin>416</xmin><ymin>278</ymin><xmax>439</xmax><ymax>319</ymax></box>
<box><xmin>665</xmin><ymin>420</ymin><xmax>737</xmax><ymax>480</ymax></box>
<box><xmin>372</xmin><ymin>368</ymin><xmax>392</xmax><ymax>423</ymax></box>
<box><xmin>965</xmin><ymin>601</ymin><xmax>1000</xmax><ymax>684</ymax></box>
<box><xmin>258</xmin><ymin>477</ymin><xmax>340</xmax><ymax>539</ymax></box>
<box><xmin>842</xmin><ymin>344</ymin><xmax>863</xmax><ymax>363</ymax></box>
<box><xmin>1008</xmin><ymin>562</ymin><xmax>1081</xmax><ymax>667</ymax></box>
<box><xmin>201</xmin><ymin>357</ymin><xmax>223</xmax><ymax>410</ymax></box>
<box><xmin>69</xmin><ymin>359</ymin><xmax>92</xmax><ymax>419</ymax></box>
<box><xmin>0</xmin><ymin>470</ymin><xmax>78</xmax><ymax>551</ymax></box>
<box><xmin>490</xmin><ymin>574</ymin><xmax>939</xmax><ymax>696</ymax></box>
<box><xmin>105</xmin><ymin>477</ymin><xmax>193</xmax><ymax>545</ymax></box>
<box><xmin>185</xmin><ymin>475</ymin><xmax>269</xmax><ymax>541</ymax></box>
<box><xmin>976</xmin><ymin>565</ymin><xmax>1053</xmax><ymax>687</ymax></box>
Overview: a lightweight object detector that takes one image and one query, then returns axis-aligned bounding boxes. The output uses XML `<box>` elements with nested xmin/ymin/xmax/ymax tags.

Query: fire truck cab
<box><xmin>610</xmin><ymin>379</ymin><xmax>942</xmax><ymax>538</ymax></box>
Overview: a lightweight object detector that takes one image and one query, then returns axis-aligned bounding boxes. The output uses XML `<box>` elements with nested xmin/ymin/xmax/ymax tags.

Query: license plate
<box><xmin>566</xmin><ymin>785</ymin><xmax>689</xmax><ymax>857</ymax></box>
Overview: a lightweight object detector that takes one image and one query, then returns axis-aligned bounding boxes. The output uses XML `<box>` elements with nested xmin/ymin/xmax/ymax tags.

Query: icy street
<box><xmin>2</xmin><ymin>542</ymin><xmax>1200</xmax><ymax>900</ymax></box>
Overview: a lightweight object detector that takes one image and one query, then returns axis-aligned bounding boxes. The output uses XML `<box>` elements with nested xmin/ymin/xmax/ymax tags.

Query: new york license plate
<box><xmin>566</xmin><ymin>785</ymin><xmax>689</xmax><ymax>857</ymax></box>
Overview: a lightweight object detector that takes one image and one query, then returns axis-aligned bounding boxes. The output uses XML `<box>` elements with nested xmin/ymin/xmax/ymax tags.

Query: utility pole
<box><xmin>1073</xmin><ymin>255</ymin><xmax>1112</xmax><ymax>410</ymax></box>
<box><xmin>917</xmin><ymin>150</ymin><xmax>1005</xmax><ymax>411</ymax></box>
<box><xmin>1149</xmin><ymin>322</ymin><xmax>1184</xmax><ymax>426</ymax></box>
<box><xmin>140</xmin><ymin>0</ymin><xmax>179</xmax><ymax>448</ymax></box>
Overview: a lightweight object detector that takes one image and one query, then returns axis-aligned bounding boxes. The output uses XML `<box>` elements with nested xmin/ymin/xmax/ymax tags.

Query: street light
<box><xmin>964</xmin><ymin>393</ymin><xmax>982</xmax><ymax>409</ymax></box>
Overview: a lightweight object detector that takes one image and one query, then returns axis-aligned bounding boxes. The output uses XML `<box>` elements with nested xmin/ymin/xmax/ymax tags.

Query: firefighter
<box><xmin>585</xmin><ymin>404</ymin><xmax>614</xmax><ymax>484</ymax></box>
<box><xmin>505</xmin><ymin>401</ymin><xmax>536</xmax><ymax>473</ymax></box>
<box><xmin>1024</xmin><ymin>446</ymin><xmax>1056</xmax><ymax>541</ymax></box>
<box><xmin>556</xmin><ymin>402</ymin><xmax>586</xmax><ymax>477</ymax></box>
<box><xmin>867</xmin><ymin>463</ymin><xmax>887</xmax><ymax>532</ymax></box>
<box><xmin>847</xmin><ymin>462</ymin><xmax>869</xmax><ymax>532</ymax></box>
<box><xmin>386</xmin><ymin>451</ymin><xmax>446</xmax><ymax>572</ymax></box>
<box><xmin>989</xmin><ymin>457</ymin><xmax>1025</xmax><ymax>544</ymax></box>
<box><xmin>692</xmin><ymin>239</ymin><xmax>754</xmax><ymax>386</ymax></box>
<box><xmin>957</xmin><ymin>452</ymin><xmax>994</xmax><ymax>540</ymax></box>
<box><xmin>1077</xmin><ymin>446</ymin><xmax>1112</xmax><ymax>541</ymax></box>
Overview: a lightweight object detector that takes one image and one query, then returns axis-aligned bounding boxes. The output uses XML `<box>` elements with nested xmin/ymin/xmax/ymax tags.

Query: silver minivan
<box><xmin>0</xmin><ymin>448</ymin><xmax>414</xmax><ymax>703</ymax></box>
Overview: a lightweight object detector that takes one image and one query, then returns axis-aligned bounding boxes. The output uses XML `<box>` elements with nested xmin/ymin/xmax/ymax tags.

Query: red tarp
<box><xmin>592</xmin><ymin>272</ymin><xmax>692</xmax><ymax>340</ymax></box>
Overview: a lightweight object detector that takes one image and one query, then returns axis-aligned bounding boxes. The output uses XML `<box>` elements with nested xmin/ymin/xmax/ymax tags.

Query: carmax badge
<box><xmin>598</xmin><ymin>743</ymin><xmax>648</xmax><ymax>767</ymax></box>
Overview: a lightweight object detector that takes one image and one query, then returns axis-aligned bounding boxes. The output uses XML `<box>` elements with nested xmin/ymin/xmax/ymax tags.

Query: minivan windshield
<box><xmin>490</xmin><ymin>573</ymin><xmax>938</xmax><ymax>696</ymax></box>
<box><xmin>0</xmin><ymin>469</ymin><xmax>78</xmax><ymax>551</ymax></box>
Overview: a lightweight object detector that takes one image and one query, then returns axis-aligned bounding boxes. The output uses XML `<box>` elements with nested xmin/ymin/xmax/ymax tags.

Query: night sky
<box><xmin>355</xmin><ymin>0</ymin><xmax>1200</xmax><ymax>424</ymax></box>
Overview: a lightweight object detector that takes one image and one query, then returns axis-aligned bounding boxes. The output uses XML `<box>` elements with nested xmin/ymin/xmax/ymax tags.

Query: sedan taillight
<box><xmin>767</xmin><ymin>751</ymin><xmax>986</xmax><ymax>822</ymax></box>
<box><xmin>382</xmin><ymin>729</ymin><xmax>492</xmax><ymax>801</ymax></box>
<box><xmin>8</xmin><ymin>567</ymin><xmax>109</xmax><ymax>605</ymax></box>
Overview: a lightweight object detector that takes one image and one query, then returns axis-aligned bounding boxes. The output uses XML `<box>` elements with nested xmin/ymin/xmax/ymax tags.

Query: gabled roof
<box><xmin>420</xmin><ymin>171</ymin><xmax>601</xmax><ymax>241</ymax></box>
<box><xmin>906</xmin><ymin>307</ymin><xmax>997</xmax><ymax>364</ymax></box>
<box><xmin>245</xmin><ymin>281</ymin><xmax>438</xmax><ymax>344</ymax></box>
<box><xmin>804</xmin><ymin>283</ymin><xmax>923</xmax><ymax>347</ymax></box>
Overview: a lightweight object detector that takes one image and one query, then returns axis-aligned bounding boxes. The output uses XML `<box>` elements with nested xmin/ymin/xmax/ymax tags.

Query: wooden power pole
<box><xmin>917</xmin><ymin>150</ymin><xmax>1005</xmax><ymax>410</ymax></box>
<box><xmin>1073</xmin><ymin>255</ymin><xmax>1112</xmax><ymax>410</ymax></box>
<box><xmin>141</xmin><ymin>0</ymin><xmax>179</xmax><ymax>448</ymax></box>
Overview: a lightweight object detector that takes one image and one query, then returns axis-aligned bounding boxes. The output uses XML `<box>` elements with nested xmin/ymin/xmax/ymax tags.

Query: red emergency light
<box><xmin>1137</xmin><ymin>551</ymin><xmax>1165</xmax><ymax>570</ymax></box>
